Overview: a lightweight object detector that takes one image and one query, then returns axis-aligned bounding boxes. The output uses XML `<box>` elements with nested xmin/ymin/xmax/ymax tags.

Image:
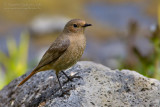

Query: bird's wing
<box><xmin>35</xmin><ymin>37</ymin><xmax>70</xmax><ymax>70</ymax></box>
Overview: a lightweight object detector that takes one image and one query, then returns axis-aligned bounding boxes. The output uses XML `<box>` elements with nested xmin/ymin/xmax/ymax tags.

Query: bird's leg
<box><xmin>61</xmin><ymin>71</ymin><xmax>81</xmax><ymax>82</ymax></box>
<box><xmin>56</xmin><ymin>74</ymin><xmax>63</xmax><ymax>93</ymax></box>
<box><xmin>56</xmin><ymin>73</ymin><xmax>70</xmax><ymax>96</ymax></box>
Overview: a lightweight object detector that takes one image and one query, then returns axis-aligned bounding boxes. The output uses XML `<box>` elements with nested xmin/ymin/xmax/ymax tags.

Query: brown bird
<box><xmin>18</xmin><ymin>19</ymin><xmax>92</xmax><ymax>93</ymax></box>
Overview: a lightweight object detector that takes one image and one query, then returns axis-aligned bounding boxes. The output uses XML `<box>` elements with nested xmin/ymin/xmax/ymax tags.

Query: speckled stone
<box><xmin>0</xmin><ymin>61</ymin><xmax>160</xmax><ymax>107</ymax></box>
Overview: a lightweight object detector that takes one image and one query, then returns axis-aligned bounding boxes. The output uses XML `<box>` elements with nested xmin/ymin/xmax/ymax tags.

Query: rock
<box><xmin>0</xmin><ymin>61</ymin><xmax>160</xmax><ymax>107</ymax></box>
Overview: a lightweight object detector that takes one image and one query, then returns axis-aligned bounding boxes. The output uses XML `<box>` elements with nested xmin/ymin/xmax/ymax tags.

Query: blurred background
<box><xmin>0</xmin><ymin>0</ymin><xmax>160</xmax><ymax>89</ymax></box>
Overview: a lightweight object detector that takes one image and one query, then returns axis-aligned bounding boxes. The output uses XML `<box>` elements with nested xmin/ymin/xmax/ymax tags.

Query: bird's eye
<box><xmin>73</xmin><ymin>24</ymin><xmax>78</xmax><ymax>28</ymax></box>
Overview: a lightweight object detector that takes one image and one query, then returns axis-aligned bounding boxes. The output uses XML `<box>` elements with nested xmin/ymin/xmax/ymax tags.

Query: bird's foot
<box><xmin>67</xmin><ymin>75</ymin><xmax>82</xmax><ymax>82</ymax></box>
<box><xmin>59</xmin><ymin>90</ymin><xmax>70</xmax><ymax>97</ymax></box>
<box><xmin>61</xmin><ymin>71</ymin><xmax>82</xmax><ymax>82</ymax></box>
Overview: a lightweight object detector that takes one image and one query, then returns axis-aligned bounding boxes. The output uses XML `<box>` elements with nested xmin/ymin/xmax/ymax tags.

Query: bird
<box><xmin>18</xmin><ymin>19</ymin><xmax>92</xmax><ymax>94</ymax></box>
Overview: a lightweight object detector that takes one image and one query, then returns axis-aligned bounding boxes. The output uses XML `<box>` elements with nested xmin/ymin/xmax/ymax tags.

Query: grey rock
<box><xmin>0</xmin><ymin>61</ymin><xmax>160</xmax><ymax>107</ymax></box>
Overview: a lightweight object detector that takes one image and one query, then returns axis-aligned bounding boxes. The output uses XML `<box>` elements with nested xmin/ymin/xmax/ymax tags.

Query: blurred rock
<box><xmin>0</xmin><ymin>61</ymin><xmax>160</xmax><ymax>107</ymax></box>
<box><xmin>134</xmin><ymin>36</ymin><xmax>153</xmax><ymax>57</ymax></box>
<box><xmin>83</xmin><ymin>38</ymin><xmax>127</xmax><ymax>69</ymax></box>
<box><xmin>29</xmin><ymin>15</ymin><xmax>70</xmax><ymax>36</ymax></box>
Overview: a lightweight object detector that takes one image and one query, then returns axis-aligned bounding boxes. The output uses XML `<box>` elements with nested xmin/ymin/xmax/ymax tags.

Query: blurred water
<box><xmin>87</xmin><ymin>2</ymin><xmax>156</xmax><ymax>30</ymax></box>
<box><xmin>0</xmin><ymin>1</ymin><xmax>157</xmax><ymax>69</ymax></box>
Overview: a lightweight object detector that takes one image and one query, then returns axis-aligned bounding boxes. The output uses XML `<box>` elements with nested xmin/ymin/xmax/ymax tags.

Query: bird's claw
<box><xmin>67</xmin><ymin>75</ymin><xmax>82</xmax><ymax>82</ymax></box>
<box><xmin>59</xmin><ymin>90</ymin><xmax>70</xmax><ymax>97</ymax></box>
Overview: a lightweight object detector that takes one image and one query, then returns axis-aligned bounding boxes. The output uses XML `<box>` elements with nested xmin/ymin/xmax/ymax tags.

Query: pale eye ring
<box><xmin>73</xmin><ymin>24</ymin><xmax>78</xmax><ymax>28</ymax></box>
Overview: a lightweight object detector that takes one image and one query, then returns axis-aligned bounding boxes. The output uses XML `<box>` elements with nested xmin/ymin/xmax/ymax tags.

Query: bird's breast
<box><xmin>53</xmin><ymin>34</ymin><xmax>86</xmax><ymax>72</ymax></box>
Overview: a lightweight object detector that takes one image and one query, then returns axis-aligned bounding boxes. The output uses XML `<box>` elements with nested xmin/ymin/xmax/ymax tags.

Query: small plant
<box><xmin>0</xmin><ymin>32</ymin><xmax>29</xmax><ymax>90</ymax></box>
<box><xmin>151</xmin><ymin>25</ymin><xmax>160</xmax><ymax>79</ymax></box>
<box><xmin>121</xmin><ymin>19</ymin><xmax>160</xmax><ymax>79</ymax></box>
<box><xmin>158</xmin><ymin>1</ymin><xmax>160</xmax><ymax>26</ymax></box>
<box><xmin>121</xmin><ymin>3</ymin><xmax>160</xmax><ymax>79</ymax></box>
<box><xmin>133</xmin><ymin>25</ymin><xmax>160</xmax><ymax>79</ymax></box>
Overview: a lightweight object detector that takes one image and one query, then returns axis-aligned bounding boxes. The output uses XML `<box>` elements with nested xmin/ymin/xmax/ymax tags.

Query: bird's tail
<box><xmin>18</xmin><ymin>69</ymin><xmax>38</xmax><ymax>86</ymax></box>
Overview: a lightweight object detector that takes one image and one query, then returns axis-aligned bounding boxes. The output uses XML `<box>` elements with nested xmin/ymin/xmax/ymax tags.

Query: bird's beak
<box><xmin>83</xmin><ymin>23</ymin><xmax>92</xmax><ymax>27</ymax></box>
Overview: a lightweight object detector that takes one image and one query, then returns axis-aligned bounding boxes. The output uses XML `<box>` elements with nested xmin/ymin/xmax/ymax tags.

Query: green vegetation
<box><xmin>134</xmin><ymin>3</ymin><xmax>160</xmax><ymax>79</ymax></box>
<box><xmin>121</xmin><ymin>4</ymin><xmax>160</xmax><ymax>79</ymax></box>
<box><xmin>158</xmin><ymin>1</ymin><xmax>160</xmax><ymax>26</ymax></box>
<box><xmin>134</xmin><ymin>25</ymin><xmax>160</xmax><ymax>79</ymax></box>
<box><xmin>0</xmin><ymin>32</ymin><xmax>29</xmax><ymax>90</ymax></box>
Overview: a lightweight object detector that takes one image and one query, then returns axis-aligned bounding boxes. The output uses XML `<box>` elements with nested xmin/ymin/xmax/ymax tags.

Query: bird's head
<box><xmin>63</xmin><ymin>19</ymin><xmax>92</xmax><ymax>34</ymax></box>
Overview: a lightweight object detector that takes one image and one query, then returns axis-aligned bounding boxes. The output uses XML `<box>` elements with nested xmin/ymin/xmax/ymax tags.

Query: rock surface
<box><xmin>0</xmin><ymin>61</ymin><xmax>160</xmax><ymax>107</ymax></box>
